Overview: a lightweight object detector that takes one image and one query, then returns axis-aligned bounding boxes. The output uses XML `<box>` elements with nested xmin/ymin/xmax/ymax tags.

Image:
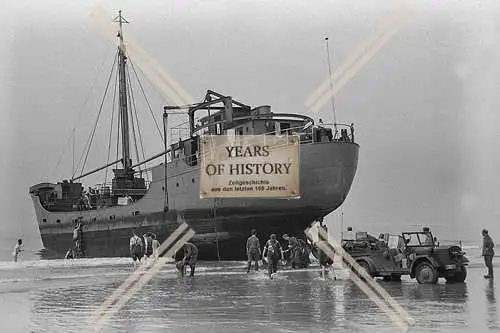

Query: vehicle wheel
<box><xmin>446</xmin><ymin>267</ymin><xmax>467</xmax><ymax>283</ymax></box>
<box><xmin>415</xmin><ymin>261</ymin><xmax>438</xmax><ymax>284</ymax></box>
<box><xmin>356</xmin><ymin>260</ymin><xmax>372</xmax><ymax>278</ymax></box>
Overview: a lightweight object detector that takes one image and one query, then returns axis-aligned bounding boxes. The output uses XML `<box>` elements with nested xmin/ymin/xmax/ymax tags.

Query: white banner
<box><xmin>200</xmin><ymin>135</ymin><xmax>300</xmax><ymax>199</ymax></box>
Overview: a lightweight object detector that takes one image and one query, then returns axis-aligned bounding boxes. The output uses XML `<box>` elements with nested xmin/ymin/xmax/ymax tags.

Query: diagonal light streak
<box><xmin>308</xmin><ymin>222</ymin><xmax>415</xmax><ymax>326</ymax></box>
<box><xmin>88</xmin><ymin>224</ymin><xmax>195</xmax><ymax>332</ymax></box>
<box><xmin>305</xmin><ymin>4</ymin><xmax>413</xmax><ymax>116</ymax></box>
<box><xmin>306</xmin><ymin>222</ymin><xmax>415</xmax><ymax>331</ymax></box>
<box><xmin>87</xmin><ymin>222</ymin><xmax>190</xmax><ymax>324</ymax></box>
<box><xmin>92</xmin><ymin>230</ymin><xmax>195</xmax><ymax>332</ymax></box>
<box><xmin>305</xmin><ymin>3</ymin><xmax>410</xmax><ymax>107</ymax></box>
<box><xmin>88</xmin><ymin>6</ymin><xmax>195</xmax><ymax>106</ymax></box>
<box><xmin>82</xmin><ymin>3</ymin><xmax>417</xmax><ymax>331</ymax></box>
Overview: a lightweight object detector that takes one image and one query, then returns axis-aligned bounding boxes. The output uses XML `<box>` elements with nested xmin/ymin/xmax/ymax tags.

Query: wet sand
<box><xmin>0</xmin><ymin>257</ymin><xmax>498</xmax><ymax>332</ymax></box>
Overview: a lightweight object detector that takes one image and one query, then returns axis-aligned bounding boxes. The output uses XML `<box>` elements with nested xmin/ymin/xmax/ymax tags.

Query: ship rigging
<box><xmin>29</xmin><ymin>10</ymin><xmax>359</xmax><ymax>260</ymax></box>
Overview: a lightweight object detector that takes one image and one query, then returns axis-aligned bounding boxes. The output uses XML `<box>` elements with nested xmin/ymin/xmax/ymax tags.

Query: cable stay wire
<box><xmin>75</xmin><ymin>50</ymin><xmax>119</xmax><ymax>179</ymax></box>
<box><xmin>104</xmin><ymin>66</ymin><xmax>119</xmax><ymax>185</ymax></box>
<box><xmin>128</xmin><ymin>59</ymin><xmax>191</xmax><ymax>141</ymax></box>
<box><xmin>52</xmin><ymin>42</ymin><xmax>114</xmax><ymax>178</ymax></box>
<box><xmin>126</xmin><ymin>65</ymin><xmax>149</xmax><ymax>182</ymax></box>
<box><xmin>129</xmin><ymin>59</ymin><xmax>164</xmax><ymax>142</ymax></box>
<box><xmin>126</xmin><ymin>64</ymin><xmax>147</xmax><ymax>164</ymax></box>
<box><xmin>115</xmin><ymin>101</ymin><xmax>121</xmax><ymax>167</ymax></box>
<box><xmin>125</xmin><ymin>66</ymin><xmax>142</xmax><ymax>174</ymax></box>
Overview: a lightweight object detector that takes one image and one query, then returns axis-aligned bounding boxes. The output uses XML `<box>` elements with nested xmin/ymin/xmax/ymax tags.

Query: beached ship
<box><xmin>29</xmin><ymin>11</ymin><xmax>359</xmax><ymax>260</ymax></box>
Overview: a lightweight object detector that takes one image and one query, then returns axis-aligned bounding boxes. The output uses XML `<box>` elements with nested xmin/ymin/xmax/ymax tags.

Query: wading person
<box><xmin>152</xmin><ymin>234</ymin><xmax>160</xmax><ymax>260</ymax></box>
<box><xmin>296</xmin><ymin>238</ymin><xmax>311</xmax><ymax>268</ymax></box>
<box><xmin>318</xmin><ymin>244</ymin><xmax>334</xmax><ymax>279</ymax></box>
<box><xmin>482</xmin><ymin>229</ymin><xmax>495</xmax><ymax>279</ymax></box>
<box><xmin>262</xmin><ymin>234</ymin><xmax>284</xmax><ymax>279</ymax></box>
<box><xmin>73</xmin><ymin>222</ymin><xmax>85</xmax><ymax>258</ymax></box>
<box><xmin>73</xmin><ymin>222</ymin><xmax>81</xmax><ymax>257</ymax></box>
<box><xmin>13</xmin><ymin>239</ymin><xmax>23</xmax><ymax>262</ymax></box>
<box><xmin>246</xmin><ymin>229</ymin><xmax>261</xmax><ymax>272</ymax></box>
<box><xmin>143</xmin><ymin>232</ymin><xmax>154</xmax><ymax>259</ymax></box>
<box><xmin>178</xmin><ymin>242</ymin><xmax>198</xmax><ymax>277</ymax></box>
<box><xmin>65</xmin><ymin>248</ymin><xmax>74</xmax><ymax>260</ymax></box>
<box><xmin>129</xmin><ymin>231</ymin><xmax>143</xmax><ymax>265</ymax></box>
<box><xmin>282</xmin><ymin>234</ymin><xmax>299</xmax><ymax>268</ymax></box>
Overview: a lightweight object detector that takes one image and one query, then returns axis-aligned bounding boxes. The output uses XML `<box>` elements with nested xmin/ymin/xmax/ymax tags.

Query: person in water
<box><xmin>178</xmin><ymin>242</ymin><xmax>198</xmax><ymax>277</ymax></box>
<box><xmin>129</xmin><ymin>231</ymin><xmax>144</xmax><ymax>265</ymax></box>
<box><xmin>65</xmin><ymin>248</ymin><xmax>74</xmax><ymax>259</ymax></box>
<box><xmin>318</xmin><ymin>241</ymin><xmax>334</xmax><ymax>279</ymax></box>
<box><xmin>283</xmin><ymin>234</ymin><xmax>301</xmax><ymax>268</ymax></box>
<box><xmin>143</xmin><ymin>232</ymin><xmax>154</xmax><ymax>259</ymax></box>
<box><xmin>73</xmin><ymin>222</ymin><xmax>85</xmax><ymax>258</ymax></box>
<box><xmin>13</xmin><ymin>239</ymin><xmax>23</xmax><ymax>262</ymax></box>
<box><xmin>246</xmin><ymin>229</ymin><xmax>261</xmax><ymax>272</ymax></box>
<box><xmin>262</xmin><ymin>234</ymin><xmax>284</xmax><ymax>278</ymax></box>
<box><xmin>482</xmin><ymin>229</ymin><xmax>495</xmax><ymax>279</ymax></box>
<box><xmin>152</xmin><ymin>233</ymin><xmax>160</xmax><ymax>260</ymax></box>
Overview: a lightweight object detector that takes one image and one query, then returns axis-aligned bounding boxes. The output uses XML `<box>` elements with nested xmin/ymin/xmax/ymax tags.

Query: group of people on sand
<box><xmin>56</xmin><ymin>224</ymin><xmax>496</xmax><ymax>282</ymax></box>
<box><xmin>246</xmin><ymin>228</ymin><xmax>330</xmax><ymax>279</ymax></box>
<box><xmin>129</xmin><ymin>230</ymin><xmax>199</xmax><ymax>277</ymax></box>
<box><xmin>129</xmin><ymin>231</ymin><xmax>160</xmax><ymax>264</ymax></box>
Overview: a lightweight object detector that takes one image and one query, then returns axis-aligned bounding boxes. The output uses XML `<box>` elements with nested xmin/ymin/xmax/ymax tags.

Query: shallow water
<box><xmin>0</xmin><ymin>254</ymin><xmax>498</xmax><ymax>333</ymax></box>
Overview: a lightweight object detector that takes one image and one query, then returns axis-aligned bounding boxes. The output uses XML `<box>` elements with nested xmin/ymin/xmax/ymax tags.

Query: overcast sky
<box><xmin>1</xmin><ymin>0</ymin><xmax>500</xmax><ymax>249</ymax></box>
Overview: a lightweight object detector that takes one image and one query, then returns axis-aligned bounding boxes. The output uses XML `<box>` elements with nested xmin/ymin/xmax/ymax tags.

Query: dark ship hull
<box><xmin>32</xmin><ymin>140</ymin><xmax>358</xmax><ymax>260</ymax></box>
<box><xmin>30</xmin><ymin>12</ymin><xmax>359</xmax><ymax>260</ymax></box>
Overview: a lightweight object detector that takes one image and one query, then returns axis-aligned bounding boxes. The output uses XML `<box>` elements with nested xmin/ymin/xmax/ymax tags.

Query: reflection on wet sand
<box><xmin>15</xmin><ymin>262</ymin><xmax>499</xmax><ymax>332</ymax></box>
<box><xmin>485</xmin><ymin>279</ymin><xmax>498</xmax><ymax>330</ymax></box>
<box><xmin>407</xmin><ymin>281</ymin><xmax>469</xmax><ymax>303</ymax></box>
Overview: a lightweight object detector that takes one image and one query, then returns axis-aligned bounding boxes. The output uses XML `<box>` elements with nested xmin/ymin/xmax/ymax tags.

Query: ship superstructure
<box><xmin>29</xmin><ymin>11</ymin><xmax>359</xmax><ymax>259</ymax></box>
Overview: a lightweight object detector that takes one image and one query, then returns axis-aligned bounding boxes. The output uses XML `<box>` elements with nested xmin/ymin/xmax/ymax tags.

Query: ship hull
<box><xmin>32</xmin><ymin>140</ymin><xmax>359</xmax><ymax>260</ymax></box>
<box><xmin>38</xmin><ymin>207</ymin><xmax>331</xmax><ymax>260</ymax></box>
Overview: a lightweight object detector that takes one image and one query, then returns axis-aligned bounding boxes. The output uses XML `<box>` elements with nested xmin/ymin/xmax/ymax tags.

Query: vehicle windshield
<box><xmin>387</xmin><ymin>235</ymin><xmax>402</xmax><ymax>249</ymax></box>
<box><xmin>402</xmin><ymin>232</ymin><xmax>434</xmax><ymax>247</ymax></box>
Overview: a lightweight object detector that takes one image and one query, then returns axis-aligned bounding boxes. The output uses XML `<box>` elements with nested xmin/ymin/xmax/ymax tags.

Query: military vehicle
<box><xmin>342</xmin><ymin>227</ymin><xmax>469</xmax><ymax>284</ymax></box>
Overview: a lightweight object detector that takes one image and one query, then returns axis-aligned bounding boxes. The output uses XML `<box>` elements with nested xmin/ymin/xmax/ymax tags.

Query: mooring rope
<box><xmin>213</xmin><ymin>198</ymin><xmax>221</xmax><ymax>262</ymax></box>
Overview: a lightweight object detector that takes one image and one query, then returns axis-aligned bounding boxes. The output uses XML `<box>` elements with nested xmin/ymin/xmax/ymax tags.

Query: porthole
<box><xmin>56</xmin><ymin>219</ymin><xmax>60</xmax><ymax>223</ymax></box>
<box><xmin>42</xmin><ymin>218</ymin><xmax>47</xmax><ymax>223</ymax></box>
<box><xmin>192</xmin><ymin>178</ymin><xmax>195</xmax><ymax>183</ymax></box>
<box><xmin>176</xmin><ymin>182</ymin><xmax>179</xmax><ymax>187</ymax></box>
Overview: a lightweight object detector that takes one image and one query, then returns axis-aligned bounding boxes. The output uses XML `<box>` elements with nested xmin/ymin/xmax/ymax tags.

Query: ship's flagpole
<box><xmin>324</xmin><ymin>36</ymin><xmax>338</xmax><ymax>136</ymax></box>
<box><xmin>340</xmin><ymin>211</ymin><xmax>344</xmax><ymax>241</ymax></box>
<box><xmin>72</xmin><ymin>128</ymin><xmax>75</xmax><ymax>178</ymax></box>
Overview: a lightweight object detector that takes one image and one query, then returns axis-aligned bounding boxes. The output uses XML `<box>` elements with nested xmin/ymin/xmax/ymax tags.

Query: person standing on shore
<box><xmin>246</xmin><ymin>229</ymin><xmax>261</xmax><ymax>273</ymax></box>
<box><xmin>482</xmin><ymin>229</ymin><xmax>495</xmax><ymax>279</ymax></box>
<box><xmin>13</xmin><ymin>239</ymin><xmax>23</xmax><ymax>262</ymax></box>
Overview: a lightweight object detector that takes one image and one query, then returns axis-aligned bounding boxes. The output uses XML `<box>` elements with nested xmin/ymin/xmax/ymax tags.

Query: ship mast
<box><xmin>114</xmin><ymin>10</ymin><xmax>131</xmax><ymax>170</ymax></box>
